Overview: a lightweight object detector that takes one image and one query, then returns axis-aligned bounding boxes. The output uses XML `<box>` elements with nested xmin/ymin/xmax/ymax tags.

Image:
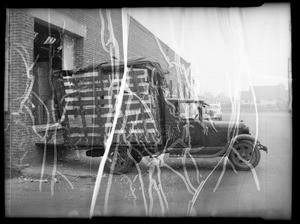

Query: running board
<box><xmin>168</xmin><ymin>147</ymin><xmax>225</xmax><ymax>158</ymax></box>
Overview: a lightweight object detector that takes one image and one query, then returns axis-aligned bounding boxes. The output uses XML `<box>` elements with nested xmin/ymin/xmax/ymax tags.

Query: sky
<box><xmin>129</xmin><ymin>3</ymin><xmax>291</xmax><ymax>97</ymax></box>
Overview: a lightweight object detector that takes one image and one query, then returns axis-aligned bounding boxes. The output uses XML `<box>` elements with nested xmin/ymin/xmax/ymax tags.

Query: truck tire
<box><xmin>131</xmin><ymin>150</ymin><xmax>143</xmax><ymax>166</ymax></box>
<box><xmin>104</xmin><ymin>147</ymin><xmax>134</xmax><ymax>174</ymax></box>
<box><xmin>229</xmin><ymin>140</ymin><xmax>261</xmax><ymax>171</ymax></box>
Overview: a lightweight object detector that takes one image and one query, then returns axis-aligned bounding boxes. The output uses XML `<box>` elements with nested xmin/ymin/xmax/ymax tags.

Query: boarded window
<box><xmin>63</xmin><ymin>34</ymin><xmax>75</xmax><ymax>70</ymax></box>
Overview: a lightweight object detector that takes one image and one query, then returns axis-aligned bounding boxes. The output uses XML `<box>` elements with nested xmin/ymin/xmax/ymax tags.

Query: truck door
<box><xmin>164</xmin><ymin>100</ymin><xmax>204</xmax><ymax>148</ymax></box>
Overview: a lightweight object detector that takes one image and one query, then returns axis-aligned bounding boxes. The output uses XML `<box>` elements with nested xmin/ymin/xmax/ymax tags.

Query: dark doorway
<box><xmin>32</xmin><ymin>21</ymin><xmax>62</xmax><ymax>125</ymax></box>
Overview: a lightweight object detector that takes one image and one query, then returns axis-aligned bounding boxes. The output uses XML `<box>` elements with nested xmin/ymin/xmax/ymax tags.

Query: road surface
<box><xmin>5</xmin><ymin>112</ymin><xmax>292</xmax><ymax>219</ymax></box>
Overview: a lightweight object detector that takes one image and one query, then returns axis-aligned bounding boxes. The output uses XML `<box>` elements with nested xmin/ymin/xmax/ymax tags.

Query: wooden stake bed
<box><xmin>53</xmin><ymin>65</ymin><xmax>162</xmax><ymax>147</ymax></box>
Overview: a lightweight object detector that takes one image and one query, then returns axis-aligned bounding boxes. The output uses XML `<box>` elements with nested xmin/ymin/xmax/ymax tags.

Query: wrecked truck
<box><xmin>37</xmin><ymin>59</ymin><xmax>268</xmax><ymax>174</ymax></box>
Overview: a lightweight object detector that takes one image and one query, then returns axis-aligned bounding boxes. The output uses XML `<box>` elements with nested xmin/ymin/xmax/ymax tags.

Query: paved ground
<box><xmin>5</xmin><ymin>111</ymin><xmax>292</xmax><ymax>219</ymax></box>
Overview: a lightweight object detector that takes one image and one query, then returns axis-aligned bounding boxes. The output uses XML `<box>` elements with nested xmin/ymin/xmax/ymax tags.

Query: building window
<box><xmin>62</xmin><ymin>34</ymin><xmax>75</xmax><ymax>70</ymax></box>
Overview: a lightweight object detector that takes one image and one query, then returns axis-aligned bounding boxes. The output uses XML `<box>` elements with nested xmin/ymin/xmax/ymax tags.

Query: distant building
<box><xmin>240</xmin><ymin>84</ymin><xmax>288</xmax><ymax>108</ymax></box>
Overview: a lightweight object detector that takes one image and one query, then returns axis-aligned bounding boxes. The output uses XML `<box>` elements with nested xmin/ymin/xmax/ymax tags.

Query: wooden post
<box><xmin>74</xmin><ymin>78</ymin><xmax>88</xmax><ymax>142</ymax></box>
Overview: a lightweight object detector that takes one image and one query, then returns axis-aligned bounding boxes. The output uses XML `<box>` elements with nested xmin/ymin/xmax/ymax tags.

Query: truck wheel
<box><xmin>104</xmin><ymin>147</ymin><xmax>134</xmax><ymax>174</ymax></box>
<box><xmin>131</xmin><ymin>150</ymin><xmax>143</xmax><ymax>166</ymax></box>
<box><xmin>229</xmin><ymin>140</ymin><xmax>261</xmax><ymax>171</ymax></box>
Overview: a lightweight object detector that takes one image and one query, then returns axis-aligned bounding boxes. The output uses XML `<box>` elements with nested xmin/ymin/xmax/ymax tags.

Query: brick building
<box><xmin>5</xmin><ymin>8</ymin><xmax>192</xmax><ymax>171</ymax></box>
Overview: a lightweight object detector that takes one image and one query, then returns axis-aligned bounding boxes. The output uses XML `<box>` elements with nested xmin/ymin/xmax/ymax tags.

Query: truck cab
<box><xmin>162</xmin><ymin>98</ymin><xmax>251</xmax><ymax>155</ymax></box>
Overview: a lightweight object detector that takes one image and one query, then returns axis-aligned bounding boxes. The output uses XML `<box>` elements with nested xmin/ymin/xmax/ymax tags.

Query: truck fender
<box><xmin>226</xmin><ymin>134</ymin><xmax>268</xmax><ymax>153</ymax></box>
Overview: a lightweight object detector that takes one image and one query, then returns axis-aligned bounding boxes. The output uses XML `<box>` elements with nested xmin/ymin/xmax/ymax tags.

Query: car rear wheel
<box><xmin>229</xmin><ymin>140</ymin><xmax>261</xmax><ymax>171</ymax></box>
<box><xmin>104</xmin><ymin>147</ymin><xmax>134</xmax><ymax>174</ymax></box>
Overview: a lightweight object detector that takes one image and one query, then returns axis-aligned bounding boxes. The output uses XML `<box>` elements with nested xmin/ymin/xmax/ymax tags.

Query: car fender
<box><xmin>226</xmin><ymin>134</ymin><xmax>268</xmax><ymax>153</ymax></box>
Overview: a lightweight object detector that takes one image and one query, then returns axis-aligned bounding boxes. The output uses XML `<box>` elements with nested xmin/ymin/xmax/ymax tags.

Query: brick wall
<box><xmin>6</xmin><ymin>8</ymin><xmax>192</xmax><ymax>168</ymax></box>
<box><xmin>51</xmin><ymin>8</ymin><xmax>191</xmax><ymax>88</ymax></box>
<box><xmin>82</xmin><ymin>9</ymin><xmax>124</xmax><ymax>66</ymax></box>
<box><xmin>7</xmin><ymin>8</ymin><xmax>36</xmax><ymax>168</ymax></box>
<box><xmin>56</xmin><ymin>8</ymin><xmax>191</xmax><ymax>85</ymax></box>
<box><xmin>127</xmin><ymin>16</ymin><xmax>191</xmax><ymax>97</ymax></box>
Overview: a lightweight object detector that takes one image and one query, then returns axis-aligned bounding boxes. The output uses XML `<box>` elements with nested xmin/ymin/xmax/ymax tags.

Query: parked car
<box><xmin>37</xmin><ymin>59</ymin><xmax>268</xmax><ymax>174</ymax></box>
<box><xmin>205</xmin><ymin>103</ymin><xmax>222</xmax><ymax>121</ymax></box>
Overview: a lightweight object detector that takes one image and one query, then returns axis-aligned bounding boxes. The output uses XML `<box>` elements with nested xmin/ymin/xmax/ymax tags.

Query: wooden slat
<box><xmin>65</xmin><ymin>105</ymin><xmax>96</xmax><ymax>110</ymax></box>
<box><xmin>64</xmin><ymin>86</ymin><xmax>148</xmax><ymax>96</ymax></box>
<box><xmin>117</xmin><ymin>112</ymin><xmax>153</xmax><ymax>121</ymax></box>
<box><xmin>63</xmin><ymin>77</ymin><xmax>144</xmax><ymax>86</ymax></box>
<box><xmin>65</xmin><ymin>108</ymin><xmax>153</xmax><ymax>128</ymax></box>
<box><xmin>63</xmin><ymin>69</ymin><xmax>147</xmax><ymax>82</ymax></box>
<box><xmin>63</xmin><ymin>78</ymin><xmax>148</xmax><ymax>89</ymax></box>
<box><xmin>69</xmin><ymin>123</ymin><xmax>100</xmax><ymax>128</ymax></box>
<box><xmin>64</xmin><ymin>93</ymin><xmax>150</xmax><ymax>99</ymax></box>
<box><xmin>65</xmin><ymin>108</ymin><xmax>152</xmax><ymax>118</ymax></box>
<box><xmin>64</xmin><ymin>83</ymin><xmax>134</xmax><ymax>90</ymax></box>
<box><xmin>69</xmin><ymin>71</ymin><xmax>99</xmax><ymax>78</ymax></box>
<box><xmin>68</xmin><ymin>121</ymin><xmax>156</xmax><ymax>132</ymax></box>
<box><xmin>68</xmin><ymin>129</ymin><xmax>158</xmax><ymax>137</ymax></box>
<box><xmin>64</xmin><ymin>95</ymin><xmax>150</xmax><ymax>107</ymax></box>
<box><xmin>65</xmin><ymin>97</ymin><xmax>150</xmax><ymax>107</ymax></box>
<box><xmin>67</xmin><ymin>69</ymin><xmax>145</xmax><ymax>78</ymax></box>
<box><xmin>66</xmin><ymin>110</ymin><xmax>114</xmax><ymax>117</ymax></box>
<box><xmin>67</xmin><ymin>114</ymin><xmax>97</xmax><ymax>122</ymax></box>
<box><xmin>33</xmin><ymin>123</ymin><xmax>63</xmax><ymax>132</ymax></box>
<box><xmin>65</xmin><ymin>103</ymin><xmax>151</xmax><ymax>115</ymax></box>
<box><xmin>84</xmin><ymin>111</ymin><xmax>153</xmax><ymax>124</ymax></box>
